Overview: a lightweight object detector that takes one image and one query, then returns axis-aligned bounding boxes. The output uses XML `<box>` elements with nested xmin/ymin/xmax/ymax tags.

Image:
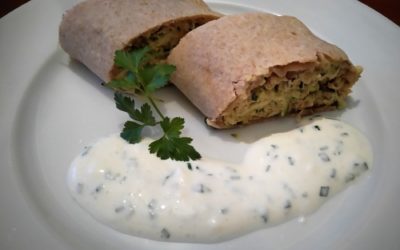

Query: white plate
<box><xmin>1</xmin><ymin>0</ymin><xmax>400</xmax><ymax>249</ymax></box>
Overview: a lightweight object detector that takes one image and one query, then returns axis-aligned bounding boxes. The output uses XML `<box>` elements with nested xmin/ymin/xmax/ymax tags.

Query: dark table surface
<box><xmin>1</xmin><ymin>0</ymin><xmax>399</xmax><ymax>25</ymax></box>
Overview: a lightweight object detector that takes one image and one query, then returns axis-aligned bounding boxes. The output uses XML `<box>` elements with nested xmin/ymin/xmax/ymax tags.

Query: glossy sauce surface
<box><xmin>67</xmin><ymin>118</ymin><xmax>372</xmax><ymax>242</ymax></box>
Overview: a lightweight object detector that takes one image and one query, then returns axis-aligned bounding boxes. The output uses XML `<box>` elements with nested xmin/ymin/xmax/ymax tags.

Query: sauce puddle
<box><xmin>67</xmin><ymin>118</ymin><xmax>372</xmax><ymax>243</ymax></box>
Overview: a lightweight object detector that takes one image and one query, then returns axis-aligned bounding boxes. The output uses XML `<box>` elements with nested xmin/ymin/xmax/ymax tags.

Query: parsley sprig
<box><xmin>106</xmin><ymin>47</ymin><xmax>201</xmax><ymax>161</ymax></box>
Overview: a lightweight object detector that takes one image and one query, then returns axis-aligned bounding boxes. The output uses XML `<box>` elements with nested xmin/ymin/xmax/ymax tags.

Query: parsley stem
<box><xmin>148</xmin><ymin>96</ymin><xmax>165</xmax><ymax>120</ymax></box>
<box><xmin>110</xmin><ymin>48</ymin><xmax>201</xmax><ymax>161</ymax></box>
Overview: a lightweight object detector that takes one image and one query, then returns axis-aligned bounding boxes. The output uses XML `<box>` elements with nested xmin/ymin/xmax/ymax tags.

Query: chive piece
<box><xmin>284</xmin><ymin>200</ymin><xmax>292</xmax><ymax>209</ymax></box>
<box><xmin>261</xmin><ymin>214</ymin><xmax>268</xmax><ymax>224</ymax></box>
<box><xmin>288</xmin><ymin>156</ymin><xmax>295</xmax><ymax>166</ymax></box>
<box><xmin>160</xmin><ymin>228</ymin><xmax>171</xmax><ymax>239</ymax></box>
<box><xmin>193</xmin><ymin>184</ymin><xmax>212</xmax><ymax>193</ymax></box>
<box><xmin>162</xmin><ymin>171</ymin><xmax>175</xmax><ymax>185</ymax></box>
<box><xmin>187</xmin><ymin>163</ymin><xmax>192</xmax><ymax>171</ymax></box>
<box><xmin>114</xmin><ymin>206</ymin><xmax>125</xmax><ymax>213</ymax></box>
<box><xmin>319</xmin><ymin>186</ymin><xmax>330</xmax><ymax>197</ymax></box>
<box><xmin>95</xmin><ymin>184</ymin><xmax>103</xmax><ymax>193</ymax></box>
<box><xmin>314</xmin><ymin>125</ymin><xmax>321</xmax><ymax>131</ymax></box>
<box><xmin>330</xmin><ymin>168</ymin><xmax>337</xmax><ymax>178</ymax></box>
<box><xmin>319</xmin><ymin>146</ymin><xmax>329</xmax><ymax>151</ymax></box>
<box><xmin>220</xmin><ymin>208</ymin><xmax>229</xmax><ymax>214</ymax></box>
<box><xmin>318</xmin><ymin>152</ymin><xmax>331</xmax><ymax>162</ymax></box>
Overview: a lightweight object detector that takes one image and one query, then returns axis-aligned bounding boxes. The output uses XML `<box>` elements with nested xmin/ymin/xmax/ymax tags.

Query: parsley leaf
<box><xmin>149</xmin><ymin>117</ymin><xmax>201</xmax><ymax>161</ymax></box>
<box><xmin>107</xmin><ymin>47</ymin><xmax>201</xmax><ymax>162</ymax></box>
<box><xmin>114</xmin><ymin>92</ymin><xmax>136</xmax><ymax>115</ymax></box>
<box><xmin>131</xmin><ymin>103</ymin><xmax>156</xmax><ymax>126</ymax></box>
<box><xmin>160</xmin><ymin>117</ymin><xmax>184</xmax><ymax>137</ymax></box>
<box><xmin>142</xmin><ymin>64</ymin><xmax>177</xmax><ymax>93</ymax></box>
<box><xmin>149</xmin><ymin>136</ymin><xmax>200</xmax><ymax>161</ymax></box>
<box><xmin>114</xmin><ymin>47</ymin><xmax>150</xmax><ymax>73</ymax></box>
<box><xmin>106</xmin><ymin>73</ymin><xmax>139</xmax><ymax>93</ymax></box>
<box><xmin>121</xmin><ymin>121</ymin><xmax>144</xmax><ymax>143</ymax></box>
<box><xmin>114</xmin><ymin>93</ymin><xmax>156</xmax><ymax>126</ymax></box>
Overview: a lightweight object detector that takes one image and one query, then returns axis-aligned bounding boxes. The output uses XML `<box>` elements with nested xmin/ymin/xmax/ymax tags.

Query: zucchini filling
<box><xmin>218</xmin><ymin>57</ymin><xmax>362</xmax><ymax>127</ymax></box>
<box><xmin>112</xmin><ymin>17</ymin><xmax>210</xmax><ymax>79</ymax></box>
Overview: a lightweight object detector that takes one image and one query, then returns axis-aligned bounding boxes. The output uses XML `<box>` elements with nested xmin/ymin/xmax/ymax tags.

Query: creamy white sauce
<box><xmin>67</xmin><ymin>118</ymin><xmax>372</xmax><ymax>243</ymax></box>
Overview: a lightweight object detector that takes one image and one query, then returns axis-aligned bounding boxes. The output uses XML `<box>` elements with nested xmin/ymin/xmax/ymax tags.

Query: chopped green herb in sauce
<box><xmin>319</xmin><ymin>186</ymin><xmax>330</xmax><ymax>197</ymax></box>
<box><xmin>68</xmin><ymin>118</ymin><xmax>372</xmax><ymax>243</ymax></box>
